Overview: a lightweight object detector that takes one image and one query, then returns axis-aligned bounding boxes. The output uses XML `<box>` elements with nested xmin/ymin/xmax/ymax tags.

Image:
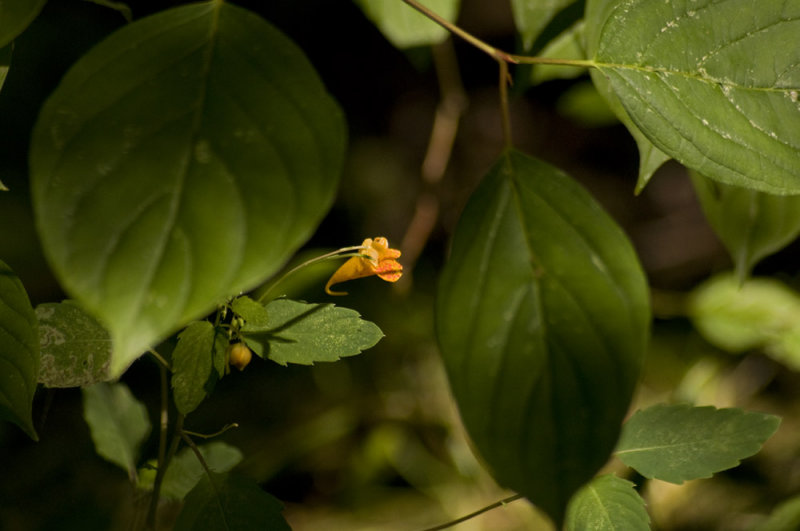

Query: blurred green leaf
<box><xmin>565</xmin><ymin>474</ymin><xmax>649</xmax><ymax>531</ymax></box>
<box><xmin>356</xmin><ymin>0</ymin><xmax>460</xmax><ymax>49</ymax></box>
<box><xmin>174</xmin><ymin>472</ymin><xmax>290</xmax><ymax>531</ymax></box>
<box><xmin>36</xmin><ymin>300</ymin><xmax>112</xmax><ymax>388</ymax></box>
<box><xmin>138</xmin><ymin>441</ymin><xmax>243</xmax><ymax>500</ymax></box>
<box><xmin>82</xmin><ymin>382</ymin><xmax>151</xmax><ymax>481</ymax></box>
<box><xmin>531</xmin><ymin>21</ymin><xmax>586</xmax><ymax>84</ymax></box>
<box><xmin>593</xmin><ymin>0</ymin><xmax>800</xmax><ymax>194</ymax></box>
<box><xmin>511</xmin><ymin>0</ymin><xmax>573</xmax><ymax>51</ymax></box>
<box><xmin>241</xmin><ymin>299</ymin><xmax>383</xmax><ymax>366</ymax></box>
<box><xmin>754</xmin><ymin>495</ymin><xmax>800</xmax><ymax>531</ymax></box>
<box><xmin>436</xmin><ymin>149</ymin><xmax>649</xmax><ymax>525</ymax></box>
<box><xmin>616</xmin><ymin>404</ymin><xmax>781</xmax><ymax>484</ymax></box>
<box><xmin>689</xmin><ymin>273</ymin><xmax>800</xmax><ymax>369</ymax></box>
<box><xmin>172</xmin><ymin>321</ymin><xmax>224</xmax><ymax>415</ymax></box>
<box><xmin>30</xmin><ymin>2</ymin><xmax>346</xmax><ymax>378</ymax></box>
<box><xmin>0</xmin><ymin>259</ymin><xmax>39</xmax><ymax>439</ymax></box>
<box><xmin>557</xmin><ymin>81</ymin><xmax>618</xmax><ymax>127</ymax></box>
<box><xmin>82</xmin><ymin>0</ymin><xmax>132</xmax><ymax>22</ymax></box>
<box><xmin>691</xmin><ymin>172</ymin><xmax>800</xmax><ymax>280</ymax></box>
<box><xmin>0</xmin><ymin>0</ymin><xmax>47</xmax><ymax>47</ymax></box>
<box><xmin>0</xmin><ymin>42</ymin><xmax>11</xmax><ymax>97</ymax></box>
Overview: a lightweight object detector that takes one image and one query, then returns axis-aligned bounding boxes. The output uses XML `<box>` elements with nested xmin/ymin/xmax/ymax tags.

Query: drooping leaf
<box><xmin>616</xmin><ymin>403</ymin><xmax>781</xmax><ymax>484</ymax></box>
<box><xmin>355</xmin><ymin>0</ymin><xmax>461</xmax><ymax>49</ymax></box>
<box><xmin>565</xmin><ymin>474</ymin><xmax>650</xmax><ymax>531</ymax></box>
<box><xmin>82</xmin><ymin>382</ymin><xmax>151</xmax><ymax>481</ymax></box>
<box><xmin>753</xmin><ymin>495</ymin><xmax>800</xmax><ymax>531</ymax></box>
<box><xmin>171</xmin><ymin>321</ymin><xmax>225</xmax><ymax>415</ymax></box>
<box><xmin>0</xmin><ymin>0</ymin><xmax>47</xmax><ymax>47</ymax></box>
<box><xmin>36</xmin><ymin>301</ymin><xmax>112</xmax><ymax>388</ymax></box>
<box><xmin>241</xmin><ymin>299</ymin><xmax>383</xmax><ymax>366</ymax></box>
<box><xmin>689</xmin><ymin>274</ymin><xmax>800</xmax><ymax>370</ymax></box>
<box><xmin>30</xmin><ymin>2</ymin><xmax>346</xmax><ymax>378</ymax></box>
<box><xmin>511</xmin><ymin>0</ymin><xmax>574</xmax><ymax>51</ymax></box>
<box><xmin>691</xmin><ymin>172</ymin><xmax>800</xmax><ymax>280</ymax></box>
<box><xmin>436</xmin><ymin>149</ymin><xmax>650</xmax><ymax>525</ymax></box>
<box><xmin>174</xmin><ymin>472</ymin><xmax>290</xmax><ymax>531</ymax></box>
<box><xmin>137</xmin><ymin>441</ymin><xmax>243</xmax><ymax>500</ymax></box>
<box><xmin>592</xmin><ymin>0</ymin><xmax>800</xmax><ymax>194</ymax></box>
<box><xmin>0</xmin><ymin>259</ymin><xmax>39</xmax><ymax>439</ymax></box>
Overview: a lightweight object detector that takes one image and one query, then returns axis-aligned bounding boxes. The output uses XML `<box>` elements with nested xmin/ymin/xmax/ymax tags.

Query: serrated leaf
<box><xmin>230</xmin><ymin>296</ymin><xmax>270</xmax><ymax>330</ymax></box>
<box><xmin>688</xmin><ymin>273</ymin><xmax>800</xmax><ymax>369</ymax></box>
<box><xmin>82</xmin><ymin>382</ymin><xmax>151</xmax><ymax>481</ymax></box>
<box><xmin>241</xmin><ymin>299</ymin><xmax>383</xmax><ymax>366</ymax></box>
<box><xmin>691</xmin><ymin>172</ymin><xmax>800</xmax><ymax>280</ymax></box>
<box><xmin>355</xmin><ymin>0</ymin><xmax>461</xmax><ymax>49</ymax></box>
<box><xmin>30</xmin><ymin>2</ymin><xmax>346</xmax><ymax>378</ymax></box>
<box><xmin>174</xmin><ymin>472</ymin><xmax>290</xmax><ymax>531</ymax></box>
<box><xmin>171</xmin><ymin>321</ymin><xmax>222</xmax><ymax>415</ymax></box>
<box><xmin>435</xmin><ymin>149</ymin><xmax>650</xmax><ymax>525</ymax></box>
<box><xmin>0</xmin><ymin>260</ymin><xmax>39</xmax><ymax>439</ymax></box>
<box><xmin>616</xmin><ymin>404</ymin><xmax>780</xmax><ymax>484</ymax></box>
<box><xmin>137</xmin><ymin>441</ymin><xmax>243</xmax><ymax>500</ymax></box>
<box><xmin>36</xmin><ymin>301</ymin><xmax>112</xmax><ymax>388</ymax></box>
<box><xmin>592</xmin><ymin>0</ymin><xmax>800</xmax><ymax>194</ymax></box>
<box><xmin>511</xmin><ymin>0</ymin><xmax>574</xmax><ymax>51</ymax></box>
<box><xmin>0</xmin><ymin>0</ymin><xmax>47</xmax><ymax>47</ymax></box>
<box><xmin>565</xmin><ymin>474</ymin><xmax>650</xmax><ymax>531</ymax></box>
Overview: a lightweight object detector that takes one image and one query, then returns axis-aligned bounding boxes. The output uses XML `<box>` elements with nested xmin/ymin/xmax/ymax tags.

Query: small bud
<box><xmin>228</xmin><ymin>342</ymin><xmax>252</xmax><ymax>371</ymax></box>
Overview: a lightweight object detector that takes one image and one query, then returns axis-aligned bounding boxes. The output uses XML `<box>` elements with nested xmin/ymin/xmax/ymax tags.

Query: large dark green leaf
<box><xmin>174</xmin><ymin>472</ymin><xmax>290</xmax><ymax>531</ymax></box>
<box><xmin>592</xmin><ymin>0</ymin><xmax>800</xmax><ymax>194</ymax></box>
<box><xmin>691</xmin><ymin>172</ymin><xmax>800</xmax><ymax>280</ymax></box>
<box><xmin>355</xmin><ymin>0</ymin><xmax>461</xmax><ymax>49</ymax></box>
<box><xmin>436</xmin><ymin>149</ymin><xmax>650</xmax><ymax>525</ymax></box>
<box><xmin>565</xmin><ymin>474</ymin><xmax>649</xmax><ymax>531</ymax></box>
<box><xmin>30</xmin><ymin>2</ymin><xmax>346</xmax><ymax>378</ymax></box>
<box><xmin>616</xmin><ymin>404</ymin><xmax>781</xmax><ymax>484</ymax></box>
<box><xmin>0</xmin><ymin>0</ymin><xmax>47</xmax><ymax>47</ymax></box>
<box><xmin>0</xmin><ymin>260</ymin><xmax>39</xmax><ymax>439</ymax></box>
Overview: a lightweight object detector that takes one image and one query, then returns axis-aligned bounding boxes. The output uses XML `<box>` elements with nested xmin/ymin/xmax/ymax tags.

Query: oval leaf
<box><xmin>82</xmin><ymin>382</ymin><xmax>151</xmax><ymax>481</ymax></box>
<box><xmin>0</xmin><ymin>0</ymin><xmax>47</xmax><ymax>47</ymax></box>
<box><xmin>30</xmin><ymin>2</ymin><xmax>346</xmax><ymax>378</ymax></box>
<box><xmin>691</xmin><ymin>172</ymin><xmax>800</xmax><ymax>280</ymax></box>
<box><xmin>0</xmin><ymin>259</ymin><xmax>39</xmax><ymax>439</ymax></box>
<box><xmin>565</xmin><ymin>474</ymin><xmax>650</xmax><ymax>531</ymax></box>
<box><xmin>241</xmin><ymin>299</ymin><xmax>383</xmax><ymax>366</ymax></box>
<box><xmin>436</xmin><ymin>150</ymin><xmax>650</xmax><ymax>524</ymax></box>
<box><xmin>174</xmin><ymin>472</ymin><xmax>290</xmax><ymax>531</ymax></box>
<box><xmin>616</xmin><ymin>403</ymin><xmax>781</xmax><ymax>484</ymax></box>
<box><xmin>172</xmin><ymin>321</ymin><xmax>226</xmax><ymax>415</ymax></box>
<box><xmin>355</xmin><ymin>0</ymin><xmax>461</xmax><ymax>49</ymax></box>
<box><xmin>37</xmin><ymin>300</ymin><xmax>112</xmax><ymax>388</ymax></box>
<box><xmin>593</xmin><ymin>0</ymin><xmax>800</xmax><ymax>194</ymax></box>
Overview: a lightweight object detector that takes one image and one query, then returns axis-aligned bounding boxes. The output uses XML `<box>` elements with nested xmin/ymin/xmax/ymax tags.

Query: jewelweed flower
<box><xmin>325</xmin><ymin>237</ymin><xmax>403</xmax><ymax>295</ymax></box>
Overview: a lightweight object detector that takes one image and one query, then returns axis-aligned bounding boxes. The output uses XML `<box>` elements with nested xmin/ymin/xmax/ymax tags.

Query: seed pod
<box><xmin>228</xmin><ymin>342</ymin><xmax>252</xmax><ymax>371</ymax></box>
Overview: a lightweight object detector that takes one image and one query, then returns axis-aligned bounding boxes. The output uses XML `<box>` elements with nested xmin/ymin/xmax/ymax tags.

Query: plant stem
<box><xmin>499</xmin><ymin>59</ymin><xmax>512</xmax><ymax>148</ymax></box>
<box><xmin>420</xmin><ymin>493</ymin><xmax>525</xmax><ymax>531</ymax></box>
<box><xmin>183</xmin><ymin>422</ymin><xmax>239</xmax><ymax>439</ymax></box>
<box><xmin>145</xmin><ymin>413</ymin><xmax>184</xmax><ymax>530</ymax></box>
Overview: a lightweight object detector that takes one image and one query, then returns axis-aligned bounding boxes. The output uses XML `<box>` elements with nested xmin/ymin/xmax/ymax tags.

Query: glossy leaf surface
<box><xmin>436</xmin><ymin>150</ymin><xmax>649</xmax><ymax>524</ymax></box>
<box><xmin>30</xmin><ymin>2</ymin><xmax>346</xmax><ymax>378</ymax></box>
<box><xmin>565</xmin><ymin>474</ymin><xmax>649</xmax><ymax>531</ymax></box>
<box><xmin>241</xmin><ymin>299</ymin><xmax>383</xmax><ymax>366</ymax></box>
<box><xmin>37</xmin><ymin>300</ymin><xmax>112</xmax><ymax>388</ymax></box>
<box><xmin>0</xmin><ymin>0</ymin><xmax>47</xmax><ymax>47</ymax></box>
<box><xmin>511</xmin><ymin>0</ymin><xmax>573</xmax><ymax>50</ymax></box>
<box><xmin>355</xmin><ymin>0</ymin><xmax>460</xmax><ymax>48</ymax></box>
<box><xmin>174</xmin><ymin>472</ymin><xmax>290</xmax><ymax>531</ymax></box>
<box><xmin>691</xmin><ymin>172</ymin><xmax>800</xmax><ymax>279</ymax></box>
<box><xmin>616</xmin><ymin>404</ymin><xmax>780</xmax><ymax>483</ymax></box>
<box><xmin>0</xmin><ymin>259</ymin><xmax>39</xmax><ymax>439</ymax></box>
<box><xmin>82</xmin><ymin>382</ymin><xmax>151</xmax><ymax>481</ymax></box>
<box><xmin>593</xmin><ymin>0</ymin><xmax>800</xmax><ymax>194</ymax></box>
<box><xmin>171</xmin><ymin>321</ymin><xmax>225</xmax><ymax>415</ymax></box>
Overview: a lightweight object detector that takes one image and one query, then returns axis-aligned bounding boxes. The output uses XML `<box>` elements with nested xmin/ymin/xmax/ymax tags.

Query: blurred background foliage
<box><xmin>2</xmin><ymin>1</ymin><xmax>800</xmax><ymax>529</ymax></box>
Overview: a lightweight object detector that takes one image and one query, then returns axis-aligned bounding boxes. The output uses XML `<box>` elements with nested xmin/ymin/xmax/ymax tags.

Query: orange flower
<box><xmin>325</xmin><ymin>237</ymin><xmax>403</xmax><ymax>295</ymax></box>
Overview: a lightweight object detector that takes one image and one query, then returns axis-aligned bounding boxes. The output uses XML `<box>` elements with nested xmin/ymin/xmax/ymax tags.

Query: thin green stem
<box><xmin>183</xmin><ymin>422</ymin><xmax>239</xmax><ymax>440</ymax></box>
<box><xmin>420</xmin><ymin>494</ymin><xmax>525</xmax><ymax>531</ymax></box>
<box><xmin>145</xmin><ymin>414</ymin><xmax>184</xmax><ymax>530</ymax></box>
<box><xmin>148</xmin><ymin>348</ymin><xmax>171</xmax><ymax>371</ymax></box>
<box><xmin>499</xmin><ymin>60</ymin><xmax>512</xmax><ymax>148</ymax></box>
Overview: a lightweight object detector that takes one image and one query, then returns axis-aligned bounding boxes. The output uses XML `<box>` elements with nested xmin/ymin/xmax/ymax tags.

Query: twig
<box><xmin>420</xmin><ymin>493</ymin><xmax>525</xmax><ymax>531</ymax></box>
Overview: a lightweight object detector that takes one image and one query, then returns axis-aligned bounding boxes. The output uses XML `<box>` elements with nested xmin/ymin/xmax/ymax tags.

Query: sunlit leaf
<box><xmin>37</xmin><ymin>300</ymin><xmax>112</xmax><ymax>388</ymax></box>
<box><xmin>174</xmin><ymin>472</ymin><xmax>290</xmax><ymax>531</ymax></box>
<box><xmin>691</xmin><ymin>172</ymin><xmax>800</xmax><ymax>280</ymax></box>
<box><xmin>171</xmin><ymin>321</ymin><xmax>226</xmax><ymax>415</ymax></box>
<box><xmin>0</xmin><ymin>0</ymin><xmax>47</xmax><ymax>47</ymax></box>
<box><xmin>0</xmin><ymin>259</ymin><xmax>39</xmax><ymax>439</ymax></box>
<box><xmin>565</xmin><ymin>474</ymin><xmax>649</xmax><ymax>531</ymax></box>
<box><xmin>616</xmin><ymin>404</ymin><xmax>780</xmax><ymax>484</ymax></box>
<box><xmin>436</xmin><ymin>149</ymin><xmax>649</xmax><ymax>524</ymax></box>
<box><xmin>511</xmin><ymin>0</ymin><xmax>573</xmax><ymax>51</ymax></box>
<box><xmin>31</xmin><ymin>2</ymin><xmax>346</xmax><ymax>378</ymax></box>
<box><xmin>82</xmin><ymin>382</ymin><xmax>151</xmax><ymax>481</ymax></box>
<box><xmin>355</xmin><ymin>0</ymin><xmax>461</xmax><ymax>49</ymax></box>
<box><xmin>241</xmin><ymin>299</ymin><xmax>383</xmax><ymax>366</ymax></box>
<box><xmin>592</xmin><ymin>0</ymin><xmax>800</xmax><ymax>194</ymax></box>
